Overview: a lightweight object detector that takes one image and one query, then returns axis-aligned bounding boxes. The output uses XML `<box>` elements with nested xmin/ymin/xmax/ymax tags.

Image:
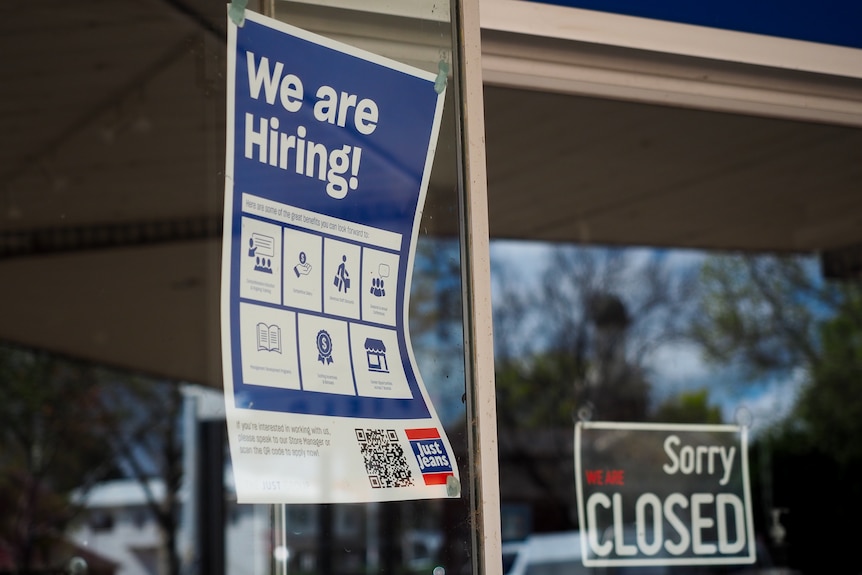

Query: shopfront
<box><xmin>1</xmin><ymin>0</ymin><xmax>860</xmax><ymax>574</ymax></box>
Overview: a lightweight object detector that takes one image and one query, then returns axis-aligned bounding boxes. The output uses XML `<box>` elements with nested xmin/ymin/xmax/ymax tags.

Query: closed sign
<box><xmin>575</xmin><ymin>422</ymin><xmax>755</xmax><ymax>567</ymax></box>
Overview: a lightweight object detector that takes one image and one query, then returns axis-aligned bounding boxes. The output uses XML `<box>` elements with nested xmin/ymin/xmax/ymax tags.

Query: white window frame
<box><xmin>479</xmin><ymin>0</ymin><xmax>862</xmax><ymax>127</ymax></box>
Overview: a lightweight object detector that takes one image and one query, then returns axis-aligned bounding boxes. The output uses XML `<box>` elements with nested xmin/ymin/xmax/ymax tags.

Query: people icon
<box><xmin>254</xmin><ymin>255</ymin><xmax>273</xmax><ymax>274</ymax></box>
<box><xmin>334</xmin><ymin>255</ymin><xmax>350</xmax><ymax>293</ymax></box>
<box><xmin>293</xmin><ymin>251</ymin><xmax>312</xmax><ymax>277</ymax></box>
<box><xmin>370</xmin><ymin>277</ymin><xmax>386</xmax><ymax>297</ymax></box>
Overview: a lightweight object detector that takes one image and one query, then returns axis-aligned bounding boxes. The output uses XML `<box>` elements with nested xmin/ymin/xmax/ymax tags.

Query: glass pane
<box><xmin>1</xmin><ymin>0</ymin><xmax>473</xmax><ymax>573</ymax></box>
<box><xmin>234</xmin><ymin>2</ymin><xmax>473</xmax><ymax>575</ymax></box>
<box><xmin>489</xmin><ymin>92</ymin><xmax>862</xmax><ymax>575</ymax></box>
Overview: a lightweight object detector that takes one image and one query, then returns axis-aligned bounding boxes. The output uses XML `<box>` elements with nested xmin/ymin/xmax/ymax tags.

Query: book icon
<box><xmin>256</xmin><ymin>323</ymin><xmax>282</xmax><ymax>353</ymax></box>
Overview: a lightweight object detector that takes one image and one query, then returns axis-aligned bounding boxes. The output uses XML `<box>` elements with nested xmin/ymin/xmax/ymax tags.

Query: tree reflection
<box><xmin>0</xmin><ymin>346</ymin><xmax>185</xmax><ymax>573</ymax></box>
<box><xmin>492</xmin><ymin>245</ymin><xmax>862</xmax><ymax>574</ymax></box>
<box><xmin>692</xmin><ymin>254</ymin><xmax>862</xmax><ymax>573</ymax></box>
<box><xmin>492</xmin><ymin>245</ymin><xmax>696</xmax><ymax>532</ymax></box>
<box><xmin>0</xmin><ymin>346</ymin><xmax>117</xmax><ymax>570</ymax></box>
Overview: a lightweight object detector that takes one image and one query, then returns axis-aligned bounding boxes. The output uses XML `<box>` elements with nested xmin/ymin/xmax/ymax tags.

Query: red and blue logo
<box><xmin>405</xmin><ymin>428</ymin><xmax>454</xmax><ymax>485</ymax></box>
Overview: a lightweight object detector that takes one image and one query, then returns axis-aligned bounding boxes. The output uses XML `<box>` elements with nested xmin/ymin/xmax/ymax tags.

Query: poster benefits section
<box><xmin>236</xmin><ymin>193</ymin><xmax>425</xmax><ymax>417</ymax></box>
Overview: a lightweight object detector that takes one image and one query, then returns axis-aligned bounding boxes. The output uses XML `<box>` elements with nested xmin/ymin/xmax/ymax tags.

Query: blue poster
<box><xmin>221</xmin><ymin>11</ymin><xmax>459</xmax><ymax>503</ymax></box>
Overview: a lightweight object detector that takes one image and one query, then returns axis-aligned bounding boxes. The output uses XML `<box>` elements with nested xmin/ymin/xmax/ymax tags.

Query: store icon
<box><xmin>364</xmin><ymin>338</ymin><xmax>389</xmax><ymax>373</ymax></box>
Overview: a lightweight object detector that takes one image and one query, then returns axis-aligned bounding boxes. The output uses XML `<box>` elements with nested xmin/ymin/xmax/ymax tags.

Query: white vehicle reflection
<box><xmin>502</xmin><ymin>529</ymin><xmax>800</xmax><ymax>575</ymax></box>
<box><xmin>506</xmin><ymin>531</ymin><xmax>589</xmax><ymax>575</ymax></box>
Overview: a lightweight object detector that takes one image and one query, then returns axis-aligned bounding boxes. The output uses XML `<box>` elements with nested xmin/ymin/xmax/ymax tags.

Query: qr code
<box><xmin>355</xmin><ymin>428</ymin><xmax>415</xmax><ymax>488</ymax></box>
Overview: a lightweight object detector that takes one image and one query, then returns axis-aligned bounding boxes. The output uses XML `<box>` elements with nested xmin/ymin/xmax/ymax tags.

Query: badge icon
<box><xmin>316</xmin><ymin>330</ymin><xmax>333</xmax><ymax>364</ymax></box>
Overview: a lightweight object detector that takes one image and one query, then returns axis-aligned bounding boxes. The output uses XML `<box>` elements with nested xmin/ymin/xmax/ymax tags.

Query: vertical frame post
<box><xmin>453</xmin><ymin>0</ymin><xmax>503</xmax><ymax>574</ymax></box>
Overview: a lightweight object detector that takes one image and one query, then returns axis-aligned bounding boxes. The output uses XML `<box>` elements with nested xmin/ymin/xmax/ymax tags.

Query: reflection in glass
<box><xmin>491</xmin><ymin>244</ymin><xmax>862</xmax><ymax>574</ymax></box>
<box><xmin>1</xmin><ymin>0</ymin><xmax>470</xmax><ymax>572</ymax></box>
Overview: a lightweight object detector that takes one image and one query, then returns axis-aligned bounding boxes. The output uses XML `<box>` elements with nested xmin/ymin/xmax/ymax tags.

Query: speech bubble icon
<box><xmin>378</xmin><ymin>263</ymin><xmax>390</xmax><ymax>278</ymax></box>
<box><xmin>250</xmin><ymin>232</ymin><xmax>276</xmax><ymax>257</ymax></box>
